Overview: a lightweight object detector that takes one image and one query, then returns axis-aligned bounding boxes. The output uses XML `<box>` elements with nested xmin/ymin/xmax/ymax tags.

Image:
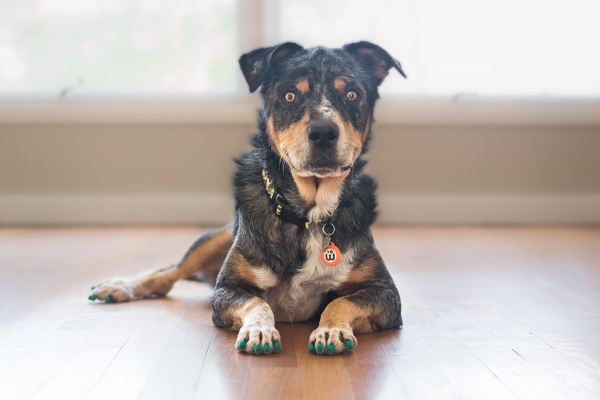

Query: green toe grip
<box><xmin>253</xmin><ymin>344</ymin><xmax>262</xmax><ymax>355</ymax></box>
<box><xmin>345</xmin><ymin>340</ymin><xmax>354</xmax><ymax>351</ymax></box>
<box><xmin>263</xmin><ymin>344</ymin><xmax>272</xmax><ymax>355</ymax></box>
<box><xmin>237</xmin><ymin>340</ymin><xmax>247</xmax><ymax>351</ymax></box>
<box><xmin>326</xmin><ymin>344</ymin><xmax>335</xmax><ymax>355</ymax></box>
<box><xmin>273</xmin><ymin>342</ymin><xmax>281</xmax><ymax>353</ymax></box>
<box><xmin>105</xmin><ymin>295</ymin><xmax>114</xmax><ymax>303</ymax></box>
<box><xmin>316</xmin><ymin>343</ymin><xmax>325</xmax><ymax>354</ymax></box>
<box><xmin>308</xmin><ymin>343</ymin><xmax>315</xmax><ymax>354</ymax></box>
<box><xmin>88</xmin><ymin>295</ymin><xmax>97</xmax><ymax>301</ymax></box>
<box><xmin>91</xmin><ymin>286</ymin><xmax>96</xmax><ymax>290</ymax></box>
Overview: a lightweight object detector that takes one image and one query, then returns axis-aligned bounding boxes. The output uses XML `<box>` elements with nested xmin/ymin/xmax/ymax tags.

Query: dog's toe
<box><xmin>236</xmin><ymin>325</ymin><xmax>281</xmax><ymax>355</ymax></box>
<box><xmin>308</xmin><ymin>327</ymin><xmax>357</xmax><ymax>355</ymax></box>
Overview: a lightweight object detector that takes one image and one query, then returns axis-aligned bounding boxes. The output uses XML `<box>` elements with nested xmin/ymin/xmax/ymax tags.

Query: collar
<box><xmin>262</xmin><ymin>169</ymin><xmax>321</xmax><ymax>229</ymax></box>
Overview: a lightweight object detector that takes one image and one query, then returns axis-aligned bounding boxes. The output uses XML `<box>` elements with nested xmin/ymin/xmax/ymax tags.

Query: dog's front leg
<box><xmin>212</xmin><ymin>289</ymin><xmax>281</xmax><ymax>355</ymax></box>
<box><xmin>309</xmin><ymin>261</ymin><xmax>402</xmax><ymax>356</ymax></box>
<box><xmin>211</xmin><ymin>248</ymin><xmax>281</xmax><ymax>355</ymax></box>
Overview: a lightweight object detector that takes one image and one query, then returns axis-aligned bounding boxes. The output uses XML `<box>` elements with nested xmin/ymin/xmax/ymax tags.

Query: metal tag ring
<box><xmin>322</xmin><ymin>223</ymin><xmax>335</xmax><ymax>236</ymax></box>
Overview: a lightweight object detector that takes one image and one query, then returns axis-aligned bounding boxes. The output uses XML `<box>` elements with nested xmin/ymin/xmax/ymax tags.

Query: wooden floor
<box><xmin>0</xmin><ymin>226</ymin><xmax>599</xmax><ymax>400</ymax></box>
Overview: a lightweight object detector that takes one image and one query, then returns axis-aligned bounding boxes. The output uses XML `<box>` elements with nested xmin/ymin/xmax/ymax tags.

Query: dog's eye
<box><xmin>346</xmin><ymin>91</ymin><xmax>358</xmax><ymax>101</ymax></box>
<box><xmin>284</xmin><ymin>92</ymin><xmax>296</xmax><ymax>103</ymax></box>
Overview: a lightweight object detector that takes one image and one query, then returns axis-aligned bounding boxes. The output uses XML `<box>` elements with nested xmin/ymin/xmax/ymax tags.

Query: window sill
<box><xmin>0</xmin><ymin>95</ymin><xmax>261</xmax><ymax>126</ymax></box>
<box><xmin>0</xmin><ymin>95</ymin><xmax>599</xmax><ymax>127</ymax></box>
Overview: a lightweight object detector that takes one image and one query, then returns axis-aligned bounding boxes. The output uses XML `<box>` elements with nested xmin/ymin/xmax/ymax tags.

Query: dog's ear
<box><xmin>343</xmin><ymin>41</ymin><xmax>407</xmax><ymax>83</ymax></box>
<box><xmin>239</xmin><ymin>42</ymin><xmax>304</xmax><ymax>93</ymax></box>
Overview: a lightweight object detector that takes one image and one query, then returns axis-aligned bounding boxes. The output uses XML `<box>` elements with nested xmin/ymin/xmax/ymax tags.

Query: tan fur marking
<box><xmin>329</xmin><ymin>109</ymin><xmax>365</xmax><ymax>165</ymax></box>
<box><xmin>344</xmin><ymin>121</ymin><xmax>364</xmax><ymax>158</ymax></box>
<box><xmin>229</xmin><ymin>296</ymin><xmax>270</xmax><ymax>330</ymax></box>
<box><xmin>290</xmin><ymin>170</ymin><xmax>350</xmax><ymax>206</ymax></box>
<box><xmin>325</xmin><ymin>109</ymin><xmax>363</xmax><ymax>166</ymax></box>
<box><xmin>177</xmin><ymin>225</ymin><xmax>233</xmax><ymax>286</ymax></box>
<box><xmin>334</xmin><ymin>77</ymin><xmax>347</xmax><ymax>91</ymax></box>
<box><xmin>141</xmin><ymin>264</ymin><xmax>182</xmax><ymax>294</ymax></box>
<box><xmin>341</xmin><ymin>262</ymin><xmax>376</xmax><ymax>289</ymax></box>
<box><xmin>267</xmin><ymin>113</ymin><xmax>311</xmax><ymax>165</ymax></box>
<box><xmin>318</xmin><ymin>297</ymin><xmax>376</xmax><ymax>334</ymax></box>
<box><xmin>291</xmin><ymin>172</ymin><xmax>318</xmax><ymax>204</ymax></box>
<box><xmin>361</xmin><ymin>115</ymin><xmax>373</xmax><ymax>144</ymax></box>
<box><xmin>267</xmin><ymin>106</ymin><xmax>366</xmax><ymax>211</ymax></box>
<box><xmin>295</xmin><ymin>78</ymin><xmax>310</xmax><ymax>94</ymax></box>
<box><xmin>227</xmin><ymin>249</ymin><xmax>258</xmax><ymax>288</ymax></box>
<box><xmin>314</xmin><ymin>172</ymin><xmax>349</xmax><ymax>206</ymax></box>
<box><xmin>234</xmin><ymin>296</ymin><xmax>263</xmax><ymax>320</ymax></box>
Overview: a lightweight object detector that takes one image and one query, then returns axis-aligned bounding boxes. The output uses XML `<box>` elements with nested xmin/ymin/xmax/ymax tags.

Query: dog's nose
<box><xmin>307</xmin><ymin>122</ymin><xmax>339</xmax><ymax>148</ymax></box>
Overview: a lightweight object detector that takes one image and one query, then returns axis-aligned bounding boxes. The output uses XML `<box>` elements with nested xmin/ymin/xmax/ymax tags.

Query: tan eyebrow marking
<box><xmin>295</xmin><ymin>78</ymin><xmax>310</xmax><ymax>94</ymax></box>
<box><xmin>334</xmin><ymin>77</ymin><xmax>347</xmax><ymax>91</ymax></box>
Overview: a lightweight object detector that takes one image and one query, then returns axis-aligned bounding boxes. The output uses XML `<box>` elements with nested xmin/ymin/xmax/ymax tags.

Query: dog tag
<box><xmin>321</xmin><ymin>242</ymin><xmax>341</xmax><ymax>267</ymax></box>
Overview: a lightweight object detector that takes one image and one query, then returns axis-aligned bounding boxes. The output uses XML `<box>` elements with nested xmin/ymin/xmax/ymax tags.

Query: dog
<box><xmin>89</xmin><ymin>41</ymin><xmax>406</xmax><ymax>356</ymax></box>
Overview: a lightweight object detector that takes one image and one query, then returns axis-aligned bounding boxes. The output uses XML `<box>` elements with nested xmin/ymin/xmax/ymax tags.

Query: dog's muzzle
<box><xmin>294</xmin><ymin>121</ymin><xmax>352</xmax><ymax>178</ymax></box>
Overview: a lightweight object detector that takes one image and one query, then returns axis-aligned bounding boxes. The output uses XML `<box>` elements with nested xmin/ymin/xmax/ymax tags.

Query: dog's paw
<box><xmin>88</xmin><ymin>277</ymin><xmax>141</xmax><ymax>303</ymax></box>
<box><xmin>308</xmin><ymin>326</ymin><xmax>357</xmax><ymax>355</ymax></box>
<box><xmin>235</xmin><ymin>324</ymin><xmax>281</xmax><ymax>355</ymax></box>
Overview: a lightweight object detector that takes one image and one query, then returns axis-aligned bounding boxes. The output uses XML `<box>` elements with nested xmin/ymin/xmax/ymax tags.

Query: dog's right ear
<box><xmin>239</xmin><ymin>42</ymin><xmax>304</xmax><ymax>93</ymax></box>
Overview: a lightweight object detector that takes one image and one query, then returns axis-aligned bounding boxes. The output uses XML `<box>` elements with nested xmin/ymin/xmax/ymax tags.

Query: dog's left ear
<box><xmin>343</xmin><ymin>41</ymin><xmax>407</xmax><ymax>83</ymax></box>
<box><xmin>239</xmin><ymin>42</ymin><xmax>304</xmax><ymax>92</ymax></box>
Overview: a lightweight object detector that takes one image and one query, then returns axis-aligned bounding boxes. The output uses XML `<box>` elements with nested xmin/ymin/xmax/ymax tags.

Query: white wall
<box><xmin>1</xmin><ymin>99</ymin><xmax>599</xmax><ymax>225</ymax></box>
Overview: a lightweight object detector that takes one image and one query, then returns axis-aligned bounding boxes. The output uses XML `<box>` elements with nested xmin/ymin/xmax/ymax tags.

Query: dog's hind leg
<box><xmin>89</xmin><ymin>224</ymin><xmax>234</xmax><ymax>303</ymax></box>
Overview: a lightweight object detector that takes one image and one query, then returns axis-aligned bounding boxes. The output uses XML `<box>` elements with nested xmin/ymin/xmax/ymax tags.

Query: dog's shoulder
<box><xmin>232</xmin><ymin>148</ymin><xmax>265</xmax><ymax>207</ymax></box>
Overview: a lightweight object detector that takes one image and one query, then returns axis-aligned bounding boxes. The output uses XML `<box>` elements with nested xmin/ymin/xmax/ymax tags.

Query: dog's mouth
<box><xmin>280</xmin><ymin>142</ymin><xmax>357</xmax><ymax>179</ymax></box>
<box><xmin>291</xmin><ymin>164</ymin><xmax>352</xmax><ymax>179</ymax></box>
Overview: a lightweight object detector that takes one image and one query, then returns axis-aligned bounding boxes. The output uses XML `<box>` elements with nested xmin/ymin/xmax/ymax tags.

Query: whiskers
<box><xmin>278</xmin><ymin>150</ymin><xmax>293</xmax><ymax>175</ymax></box>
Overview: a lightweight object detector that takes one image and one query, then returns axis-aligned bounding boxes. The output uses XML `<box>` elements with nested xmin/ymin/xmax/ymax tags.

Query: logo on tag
<box><xmin>321</xmin><ymin>242</ymin><xmax>341</xmax><ymax>267</ymax></box>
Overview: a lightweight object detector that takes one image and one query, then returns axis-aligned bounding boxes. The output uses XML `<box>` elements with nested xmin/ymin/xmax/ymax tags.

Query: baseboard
<box><xmin>378</xmin><ymin>194</ymin><xmax>600</xmax><ymax>225</ymax></box>
<box><xmin>0</xmin><ymin>194</ymin><xmax>235</xmax><ymax>226</ymax></box>
<box><xmin>1</xmin><ymin>193</ymin><xmax>599</xmax><ymax>225</ymax></box>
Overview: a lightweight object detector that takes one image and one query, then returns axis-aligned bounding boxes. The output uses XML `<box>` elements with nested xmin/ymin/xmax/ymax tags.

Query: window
<box><xmin>1</xmin><ymin>0</ymin><xmax>599</xmax><ymax>98</ymax></box>
<box><xmin>279</xmin><ymin>0</ymin><xmax>600</xmax><ymax>97</ymax></box>
<box><xmin>1</xmin><ymin>0</ymin><xmax>237</xmax><ymax>95</ymax></box>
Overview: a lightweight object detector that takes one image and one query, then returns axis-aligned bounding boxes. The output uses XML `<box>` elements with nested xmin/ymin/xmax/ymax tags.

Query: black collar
<box><xmin>262</xmin><ymin>169</ymin><xmax>321</xmax><ymax>229</ymax></box>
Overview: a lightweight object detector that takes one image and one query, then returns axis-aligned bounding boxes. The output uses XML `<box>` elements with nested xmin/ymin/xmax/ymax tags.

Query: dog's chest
<box><xmin>256</xmin><ymin>230</ymin><xmax>355</xmax><ymax>322</ymax></box>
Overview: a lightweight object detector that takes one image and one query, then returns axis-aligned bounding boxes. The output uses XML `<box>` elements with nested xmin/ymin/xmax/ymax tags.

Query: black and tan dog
<box><xmin>89</xmin><ymin>41</ymin><xmax>406</xmax><ymax>356</ymax></box>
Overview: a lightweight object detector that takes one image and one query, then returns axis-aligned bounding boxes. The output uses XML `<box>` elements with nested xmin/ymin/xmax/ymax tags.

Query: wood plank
<box><xmin>0</xmin><ymin>227</ymin><xmax>599</xmax><ymax>399</ymax></box>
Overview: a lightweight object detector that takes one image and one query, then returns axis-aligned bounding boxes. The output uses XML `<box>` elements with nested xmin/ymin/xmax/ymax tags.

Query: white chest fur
<box><xmin>254</xmin><ymin>229</ymin><xmax>355</xmax><ymax>323</ymax></box>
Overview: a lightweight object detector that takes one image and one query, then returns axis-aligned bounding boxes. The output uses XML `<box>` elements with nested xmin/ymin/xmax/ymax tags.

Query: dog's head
<box><xmin>240</xmin><ymin>42</ymin><xmax>405</xmax><ymax>179</ymax></box>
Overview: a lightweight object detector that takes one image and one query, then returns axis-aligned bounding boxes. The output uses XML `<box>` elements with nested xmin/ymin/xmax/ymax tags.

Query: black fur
<box><xmin>231</xmin><ymin>146</ymin><xmax>377</xmax><ymax>280</ymax></box>
<box><xmin>243</xmin><ymin>45</ymin><xmax>385</xmax><ymax>136</ymax></box>
<box><xmin>212</xmin><ymin>42</ymin><xmax>405</xmax><ymax>331</ymax></box>
<box><xmin>89</xmin><ymin>41</ymin><xmax>406</xmax><ymax>354</ymax></box>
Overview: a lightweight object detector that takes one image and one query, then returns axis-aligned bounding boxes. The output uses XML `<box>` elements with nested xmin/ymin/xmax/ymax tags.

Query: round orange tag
<box><xmin>321</xmin><ymin>242</ymin><xmax>341</xmax><ymax>267</ymax></box>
